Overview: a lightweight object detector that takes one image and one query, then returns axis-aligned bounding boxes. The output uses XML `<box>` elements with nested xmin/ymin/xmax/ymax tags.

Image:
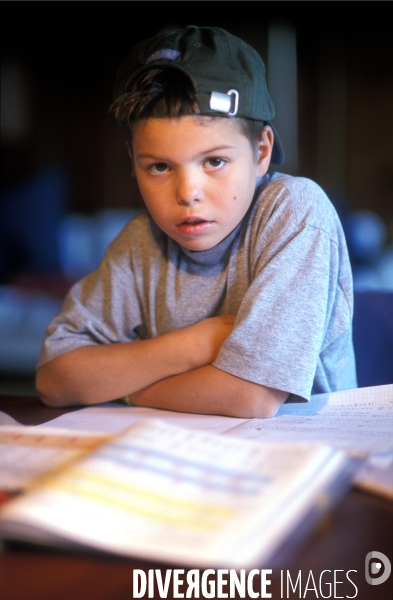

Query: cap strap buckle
<box><xmin>209</xmin><ymin>89</ymin><xmax>239</xmax><ymax>117</ymax></box>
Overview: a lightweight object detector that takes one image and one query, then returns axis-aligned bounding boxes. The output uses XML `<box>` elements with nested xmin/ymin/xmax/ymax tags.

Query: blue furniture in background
<box><xmin>353</xmin><ymin>291</ymin><xmax>393</xmax><ymax>387</ymax></box>
<box><xmin>0</xmin><ymin>165</ymin><xmax>69</xmax><ymax>282</ymax></box>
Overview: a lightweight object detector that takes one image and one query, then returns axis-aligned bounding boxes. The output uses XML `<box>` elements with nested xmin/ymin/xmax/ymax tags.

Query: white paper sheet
<box><xmin>0</xmin><ymin>412</ymin><xmax>21</xmax><ymax>427</ymax></box>
<box><xmin>225</xmin><ymin>384</ymin><xmax>393</xmax><ymax>455</ymax></box>
<box><xmin>33</xmin><ymin>402</ymin><xmax>248</xmax><ymax>435</ymax></box>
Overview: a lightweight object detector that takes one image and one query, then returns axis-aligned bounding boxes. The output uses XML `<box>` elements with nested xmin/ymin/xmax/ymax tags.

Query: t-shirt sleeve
<box><xmin>213</xmin><ymin>178</ymin><xmax>354</xmax><ymax>401</ymax></box>
<box><xmin>37</xmin><ymin>230</ymin><xmax>143</xmax><ymax>369</ymax></box>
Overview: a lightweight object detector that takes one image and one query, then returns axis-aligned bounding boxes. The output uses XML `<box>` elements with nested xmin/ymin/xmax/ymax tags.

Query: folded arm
<box><xmin>36</xmin><ymin>315</ymin><xmax>235</xmax><ymax>408</ymax></box>
<box><xmin>36</xmin><ymin>312</ymin><xmax>287</xmax><ymax>417</ymax></box>
<box><xmin>128</xmin><ymin>365</ymin><xmax>288</xmax><ymax>419</ymax></box>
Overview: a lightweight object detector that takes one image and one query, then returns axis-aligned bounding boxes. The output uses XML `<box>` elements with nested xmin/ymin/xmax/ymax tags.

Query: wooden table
<box><xmin>0</xmin><ymin>395</ymin><xmax>392</xmax><ymax>600</ymax></box>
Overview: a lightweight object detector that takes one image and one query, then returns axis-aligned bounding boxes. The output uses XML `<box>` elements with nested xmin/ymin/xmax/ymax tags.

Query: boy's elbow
<box><xmin>244</xmin><ymin>385</ymin><xmax>288</xmax><ymax>419</ymax></box>
<box><xmin>253</xmin><ymin>399</ymin><xmax>281</xmax><ymax>419</ymax></box>
<box><xmin>36</xmin><ymin>363</ymin><xmax>71</xmax><ymax>408</ymax></box>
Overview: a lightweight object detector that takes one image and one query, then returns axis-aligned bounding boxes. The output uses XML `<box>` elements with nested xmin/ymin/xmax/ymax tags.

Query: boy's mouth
<box><xmin>179</xmin><ymin>218</ymin><xmax>205</xmax><ymax>225</ymax></box>
<box><xmin>176</xmin><ymin>217</ymin><xmax>213</xmax><ymax>235</ymax></box>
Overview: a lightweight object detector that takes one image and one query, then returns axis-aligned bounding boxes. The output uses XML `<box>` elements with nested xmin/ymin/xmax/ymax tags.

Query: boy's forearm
<box><xmin>36</xmin><ymin>316</ymin><xmax>234</xmax><ymax>407</ymax></box>
<box><xmin>128</xmin><ymin>365</ymin><xmax>288</xmax><ymax>419</ymax></box>
<box><xmin>36</xmin><ymin>338</ymin><xmax>193</xmax><ymax>407</ymax></box>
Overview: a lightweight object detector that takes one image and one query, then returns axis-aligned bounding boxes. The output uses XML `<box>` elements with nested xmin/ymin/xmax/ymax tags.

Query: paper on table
<box><xmin>0</xmin><ymin>419</ymin><xmax>350</xmax><ymax>568</ymax></box>
<box><xmin>36</xmin><ymin>386</ymin><xmax>393</xmax><ymax>456</ymax></box>
<box><xmin>225</xmin><ymin>384</ymin><xmax>393</xmax><ymax>455</ymax></box>
<box><xmin>35</xmin><ymin>402</ymin><xmax>248</xmax><ymax>435</ymax></box>
<box><xmin>224</xmin><ymin>384</ymin><xmax>393</xmax><ymax>498</ymax></box>
<box><xmin>0</xmin><ymin>412</ymin><xmax>21</xmax><ymax>427</ymax></box>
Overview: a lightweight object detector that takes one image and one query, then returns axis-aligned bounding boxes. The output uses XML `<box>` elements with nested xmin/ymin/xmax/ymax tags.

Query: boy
<box><xmin>36</xmin><ymin>26</ymin><xmax>357</xmax><ymax>417</ymax></box>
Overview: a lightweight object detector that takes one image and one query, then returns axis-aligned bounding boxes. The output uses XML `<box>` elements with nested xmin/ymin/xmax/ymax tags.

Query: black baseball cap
<box><xmin>114</xmin><ymin>25</ymin><xmax>285</xmax><ymax>165</ymax></box>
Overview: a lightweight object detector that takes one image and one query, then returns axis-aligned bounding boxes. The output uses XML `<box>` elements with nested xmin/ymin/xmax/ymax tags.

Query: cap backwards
<box><xmin>114</xmin><ymin>26</ymin><xmax>285</xmax><ymax>165</ymax></box>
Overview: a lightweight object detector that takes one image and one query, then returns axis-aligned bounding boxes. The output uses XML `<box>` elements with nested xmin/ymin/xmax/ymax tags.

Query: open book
<box><xmin>0</xmin><ymin>419</ymin><xmax>355</xmax><ymax>569</ymax></box>
<box><xmin>2</xmin><ymin>384</ymin><xmax>391</xmax><ymax>501</ymax></box>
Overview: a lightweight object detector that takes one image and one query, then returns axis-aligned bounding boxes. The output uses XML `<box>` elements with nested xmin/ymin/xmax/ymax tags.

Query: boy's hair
<box><xmin>110</xmin><ymin>26</ymin><xmax>285</xmax><ymax>165</ymax></box>
<box><xmin>109</xmin><ymin>68</ymin><xmax>267</xmax><ymax>161</ymax></box>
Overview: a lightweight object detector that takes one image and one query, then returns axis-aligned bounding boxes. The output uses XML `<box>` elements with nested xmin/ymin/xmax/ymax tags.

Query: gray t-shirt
<box><xmin>38</xmin><ymin>173</ymin><xmax>357</xmax><ymax>401</ymax></box>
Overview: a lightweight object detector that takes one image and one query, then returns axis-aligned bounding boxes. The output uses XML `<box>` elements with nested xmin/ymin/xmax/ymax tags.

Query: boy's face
<box><xmin>132</xmin><ymin>116</ymin><xmax>273</xmax><ymax>252</ymax></box>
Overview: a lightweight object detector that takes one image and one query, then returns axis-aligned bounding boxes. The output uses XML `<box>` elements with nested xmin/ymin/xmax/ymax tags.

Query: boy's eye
<box><xmin>149</xmin><ymin>162</ymin><xmax>169</xmax><ymax>174</ymax></box>
<box><xmin>205</xmin><ymin>157</ymin><xmax>225</xmax><ymax>169</ymax></box>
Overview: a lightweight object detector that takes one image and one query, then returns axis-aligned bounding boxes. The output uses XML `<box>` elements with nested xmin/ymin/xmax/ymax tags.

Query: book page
<box><xmin>33</xmin><ymin>402</ymin><xmax>248</xmax><ymax>435</ymax></box>
<box><xmin>224</xmin><ymin>385</ymin><xmax>393</xmax><ymax>456</ymax></box>
<box><xmin>0</xmin><ymin>420</ymin><xmax>349</xmax><ymax>568</ymax></box>
<box><xmin>0</xmin><ymin>427</ymin><xmax>112</xmax><ymax>494</ymax></box>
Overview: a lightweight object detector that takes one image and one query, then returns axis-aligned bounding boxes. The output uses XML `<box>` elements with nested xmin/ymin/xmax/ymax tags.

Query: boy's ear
<box><xmin>256</xmin><ymin>126</ymin><xmax>274</xmax><ymax>177</ymax></box>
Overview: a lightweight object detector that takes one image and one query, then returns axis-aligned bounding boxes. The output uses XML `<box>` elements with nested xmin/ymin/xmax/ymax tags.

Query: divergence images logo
<box><xmin>365</xmin><ymin>551</ymin><xmax>391</xmax><ymax>586</ymax></box>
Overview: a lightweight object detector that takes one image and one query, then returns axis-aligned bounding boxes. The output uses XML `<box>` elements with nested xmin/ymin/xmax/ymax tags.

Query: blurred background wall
<box><xmin>1</xmin><ymin>5</ymin><xmax>392</xmax><ymax>390</ymax></box>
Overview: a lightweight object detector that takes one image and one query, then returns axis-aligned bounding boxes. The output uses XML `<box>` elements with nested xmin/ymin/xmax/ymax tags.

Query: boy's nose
<box><xmin>175</xmin><ymin>172</ymin><xmax>204</xmax><ymax>205</ymax></box>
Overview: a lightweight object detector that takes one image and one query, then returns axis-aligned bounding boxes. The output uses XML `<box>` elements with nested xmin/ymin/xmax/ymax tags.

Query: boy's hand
<box><xmin>187</xmin><ymin>315</ymin><xmax>235</xmax><ymax>367</ymax></box>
